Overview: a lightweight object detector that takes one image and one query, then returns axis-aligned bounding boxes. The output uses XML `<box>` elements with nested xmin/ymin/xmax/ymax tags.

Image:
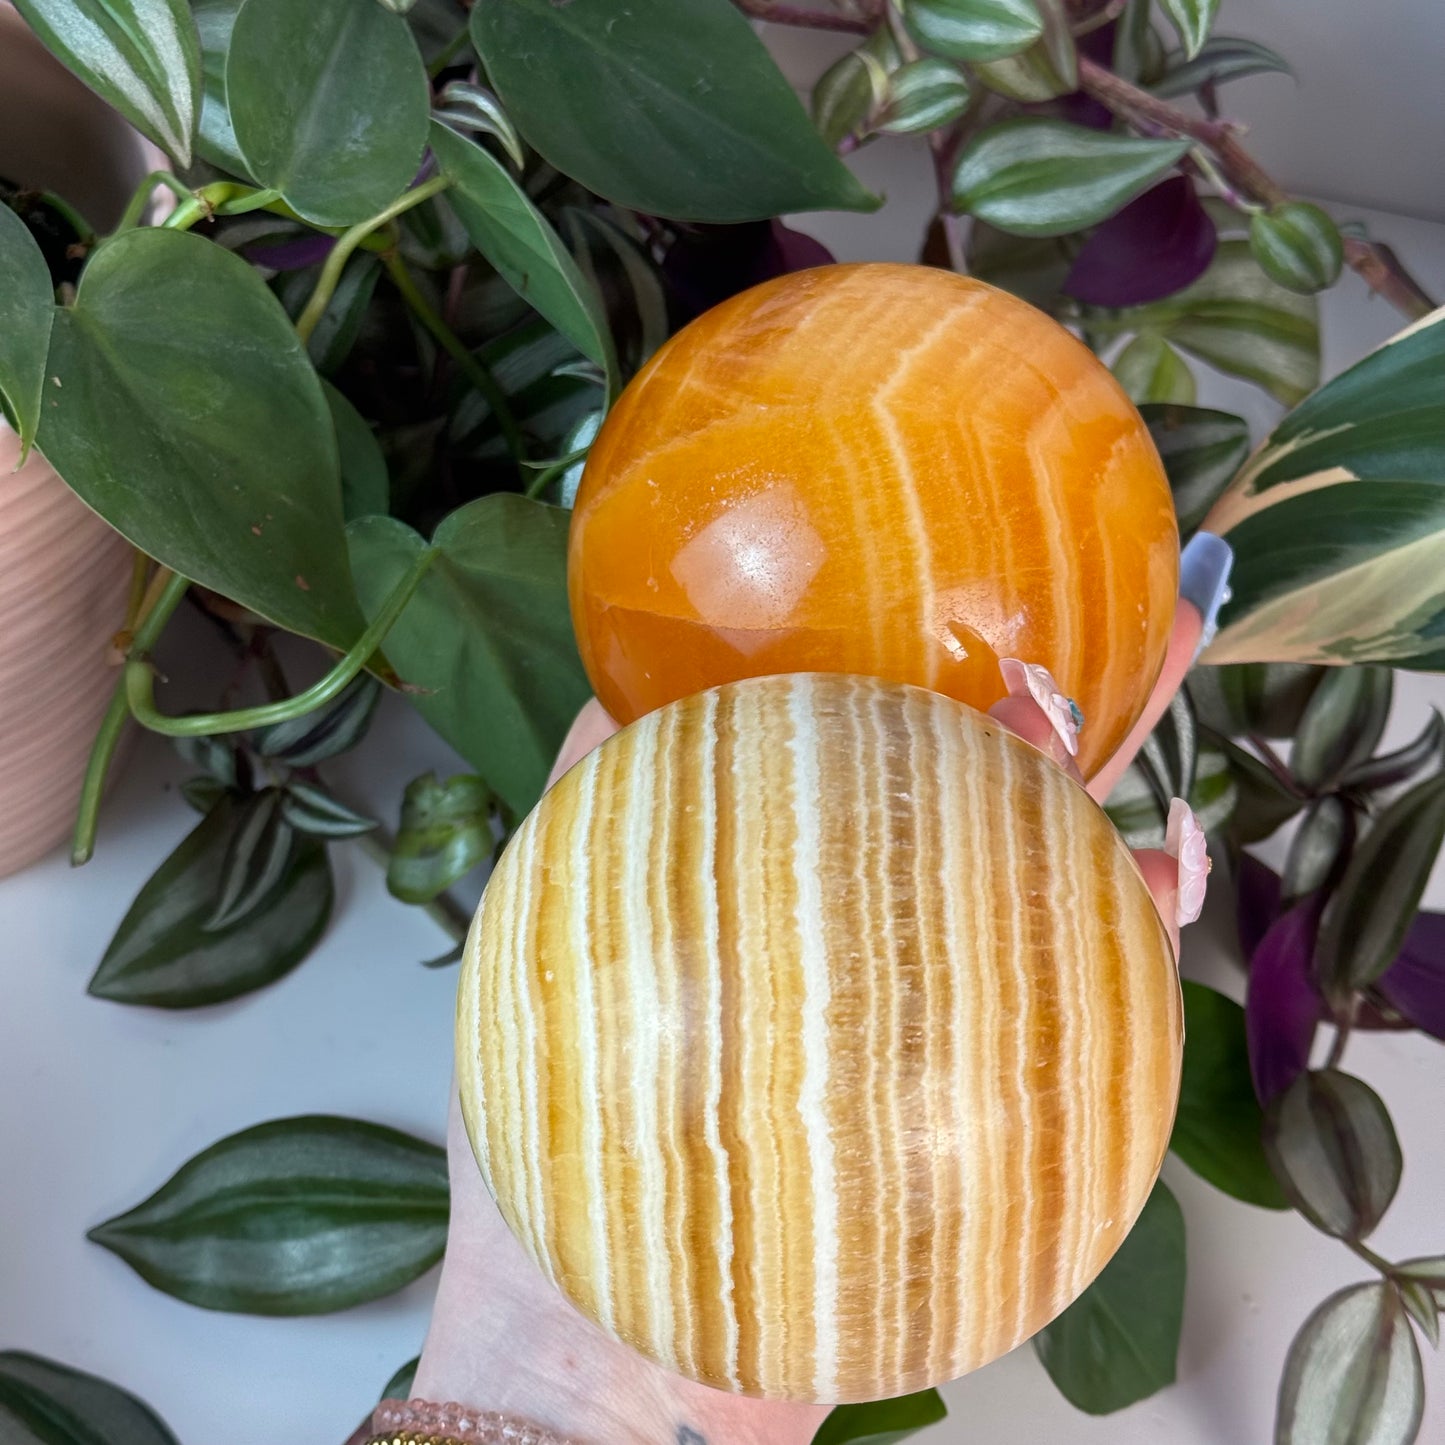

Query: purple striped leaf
<box><xmin>1246</xmin><ymin>890</ymin><xmax>1326</xmax><ymax>1104</ymax></box>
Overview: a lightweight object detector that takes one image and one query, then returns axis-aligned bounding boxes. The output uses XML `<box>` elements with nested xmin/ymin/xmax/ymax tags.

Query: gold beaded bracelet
<box><xmin>366</xmin><ymin>1397</ymin><xmax>584</xmax><ymax>1445</ymax></box>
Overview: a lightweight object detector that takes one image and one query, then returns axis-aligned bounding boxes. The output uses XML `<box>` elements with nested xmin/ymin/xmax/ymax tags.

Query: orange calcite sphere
<box><xmin>459</xmin><ymin>675</ymin><xmax>1182</xmax><ymax>1402</ymax></box>
<box><xmin>569</xmin><ymin>263</ymin><xmax>1179</xmax><ymax>777</ymax></box>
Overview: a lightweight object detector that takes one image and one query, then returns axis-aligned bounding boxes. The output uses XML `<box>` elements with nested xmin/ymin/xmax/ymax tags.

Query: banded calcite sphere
<box><xmin>458</xmin><ymin>673</ymin><xmax>1182</xmax><ymax>1403</ymax></box>
<box><xmin>569</xmin><ymin>262</ymin><xmax>1179</xmax><ymax>778</ymax></box>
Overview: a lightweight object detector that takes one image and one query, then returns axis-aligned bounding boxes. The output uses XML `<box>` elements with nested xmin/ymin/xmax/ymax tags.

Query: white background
<box><xmin>3</xmin><ymin>9</ymin><xmax>1444</xmax><ymax>1443</ymax></box>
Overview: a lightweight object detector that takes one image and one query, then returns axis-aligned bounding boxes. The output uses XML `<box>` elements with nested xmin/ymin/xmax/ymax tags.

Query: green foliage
<box><xmin>952</xmin><ymin>119</ymin><xmax>1189</xmax><ymax>237</ymax></box>
<box><xmin>388</xmin><ymin>772</ymin><xmax>495</xmax><ymax>904</ymax></box>
<box><xmin>1034</xmin><ymin>1181</ymin><xmax>1186</xmax><ymax>1413</ymax></box>
<box><xmin>1251</xmin><ymin>202</ymin><xmax>1344</xmax><ymax>295</ymax></box>
<box><xmin>1171</xmin><ymin>983</ymin><xmax>1289</xmax><ymax>1208</ymax></box>
<box><xmin>813</xmin><ymin>1390</ymin><xmax>948</xmax><ymax>1443</ymax></box>
<box><xmin>13</xmin><ymin>0</ymin><xmax>200</xmax><ymax>164</ymax></box>
<box><xmin>0</xmin><ymin>1351</ymin><xmax>179</xmax><ymax>1445</ymax></box>
<box><xmin>0</xmin><ymin>203</ymin><xmax>54</xmax><ymax>456</ymax></box>
<box><xmin>1157</xmin><ymin>0</ymin><xmax>1218</xmax><ymax>60</ymax></box>
<box><xmin>903</xmin><ymin>0</ymin><xmax>1044</xmax><ymax>62</ymax></box>
<box><xmin>226</xmin><ymin>0</ymin><xmax>430</xmax><ymax>226</ymax></box>
<box><xmin>1151</xmin><ymin>36</ymin><xmax>1292</xmax><ymax>98</ymax></box>
<box><xmin>972</xmin><ymin>0</ymin><xmax>1077</xmax><ymax>102</ymax></box>
<box><xmin>1112</xmin><ymin>332</ymin><xmax>1196</xmax><ymax>405</ymax></box>
<box><xmin>1139</xmin><ymin>404</ymin><xmax>1251</xmax><ymax>540</ymax></box>
<box><xmin>470</xmin><ymin>0</ymin><xmax>878</xmax><ymax>222</ymax></box>
<box><xmin>88</xmin><ymin>1116</ymin><xmax>448</xmax><ymax>1313</ymax></box>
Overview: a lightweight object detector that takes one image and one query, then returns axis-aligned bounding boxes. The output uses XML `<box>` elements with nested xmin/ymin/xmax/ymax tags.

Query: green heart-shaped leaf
<box><xmin>191</xmin><ymin>0</ymin><xmax>250</xmax><ymax>177</ymax></box>
<box><xmin>1034</xmin><ymin>1179</ymin><xmax>1185</xmax><ymax>1413</ymax></box>
<box><xmin>14</xmin><ymin>0</ymin><xmax>200</xmax><ymax>164</ymax></box>
<box><xmin>88</xmin><ymin>793</ymin><xmax>333</xmax><ymax>1008</ymax></box>
<box><xmin>1170</xmin><ymin>983</ymin><xmax>1288</xmax><ymax>1208</ymax></box>
<box><xmin>0</xmin><ymin>203</ymin><xmax>54</xmax><ymax>458</ymax></box>
<box><xmin>227</xmin><ymin>0</ymin><xmax>430</xmax><ymax>226</ymax></box>
<box><xmin>87</xmin><ymin>1115</ymin><xmax>447</xmax><ymax>1314</ymax></box>
<box><xmin>430</xmin><ymin>123</ymin><xmax>616</xmax><ymax>390</ymax></box>
<box><xmin>952</xmin><ymin>118</ymin><xmax>1189</xmax><ymax>238</ymax></box>
<box><xmin>324</xmin><ymin>381</ymin><xmax>390</xmax><ymax>520</ymax></box>
<box><xmin>470</xmin><ymin>0</ymin><xmax>878</xmax><ymax>223</ymax></box>
<box><xmin>348</xmin><ymin>494</ymin><xmax>590</xmax><ymax>817</ymax></box>
<box><xmin>39</xmin><ymin>227</ymin><xmax>366</xmax><ymax>651</ymax></box>
<box><xmin>0</xmin><ymin>1351</ymin><xmax>179</xmax><ymax>1445</ymax></box>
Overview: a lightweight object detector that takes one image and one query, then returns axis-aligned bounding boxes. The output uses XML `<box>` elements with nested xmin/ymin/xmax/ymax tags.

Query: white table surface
<box><xmin>2</xmin><ymin>181</ymin><xmax>1443</xmax><ymax>1445</ymax></box>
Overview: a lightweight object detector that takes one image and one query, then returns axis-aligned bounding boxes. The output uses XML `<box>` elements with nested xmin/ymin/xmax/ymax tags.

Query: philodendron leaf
<box><xmin>252</xmin><ymin>674</ymin><xmax>381</xmax><ymax>767</ymax></box>
<box><xmin>951</xmin><ymin>119</ymin><xmax>1189</xmax><ymax>238</ymax></box>
<box><xmin>470</xmin><ymin>0</ymin><xmax>878</xmax><ymax>223</ymax></box>
<box><xmin>347</xmin><ymin>495</ymin><xmax>591</xmax><ymax>817</ymax></box>
<box><xmin>227</xmin><ymin>0</ymin><xmax>430</xmax><ymax>226</ymax></box>
<box><xmin>1170</xmin><ymin>983</ymin><xmax>1288</xmax><ymax>1208</ymax></box>
<box><xmin>1263</xmin><ymin>1070</ymin><xmax>1402</xmax><ymax>1241</ymax></box>
<box><xmin>191</xmin><ymin>0</ymin><xmax>250</xmax><ymax>178</ymax></box>
<box><xmin>1276</xmin><ymin>1284</ymin><xmax>1424</xmax><ymax>1445</ymax></box>
<box><xmin>1151</xmin><ymin>36</ymin><xmax>1292</xmax><ymax>99</ymax></box>
<box><xmin>0</xmin><ymin>1350</ymin><xmax>179</xmax><ymax>1445</ymax></box>
<box><xmin>0</xmin><ymin>203</ymin><xmax>54</xmax><ymax>459</ymax></box>
<box><xmin>812</xmin><ymin>1389</ymin><xmax>948</xmax><ymax>1443</ymax></box>
<box><xmin>388</xmin><ymin>772</ymin><xmax>493</xmax><ymax>904</ymax></box>
<box><xmin>1290</xmin><ymin>666</ymin><xmax>1393</xmax><ymax>791</ymax></box>
<box><xmin>1157</xmin><ymin>0</ymin><xmax>1218</xmax><ymax>60</ymax></box>
<box><xmin>88</xmin><ymin>794</ymin><xmax>333</xmax><ymax>1008</ymax></box>
<box><xmin>1111</xmin><ymin>333</ymin><xmax>1196</xmax><ymax>405</ymax></box>
<box><xmin>903</xmin><ymin>0</ymin><xmax>1043</xmax><ymax>62</ymax></box>
<box><xmin>1140</xmin><ymin>404</ymin><xmax>1250</xmax><ymax>542</ymax></box>
<box><xmin>1117</xmin><ymin>239</ymin><xmax>1320</xmax><ymax>405</ymax></box>
<box><xmin>1315</xmin><ymin>769</ymin><xmax>1445</xmax><ymax>996</ymax></box>
<box><xmin>88</xmin><ymin>1115</ymin><xmax>448</xmax><ymax>1314</ymax></box>
<box><xmin>1201</xmin><ymin>306</ymin><xmax>1445</xmax><ymax>666</ymax></box>
<box><xmin>40</xmin><ymin>227</ymin><xmax>367</xmax><ymax>652</ymax></box>
<box><xmin>1035</xmin><ymin>1179</ymin><xmax>1185</xmax><ymax>1413</ymax></box>
<box><xmin>325</xmin><ymin>381</ymin><xmax>390</xmax><ymax>521</ymax></box>
<box><xmin>429</xmin><ymin>123</ymin><xmax>616</xmax><ymax>391</ymax></box>
<box><xmin>14</xmin><ymin>0</ymin><xmax>200</xmax><ymax>164</ymax></box>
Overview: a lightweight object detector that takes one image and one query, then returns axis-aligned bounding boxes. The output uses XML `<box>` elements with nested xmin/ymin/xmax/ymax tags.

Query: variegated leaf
<box><xmin>14</xmin><ymin>0</ymin><xmax>200</xmax><ymax>164</ymax></box>
<box><xmin>1111</xmin><ymin>239</ymin><xmax>1320</xmax><ymax>405</ymax></box>
<box><xmin>1201</xmin><ymin>306</ymin><xmax>1445</xmax><ymax>666</ymax></box>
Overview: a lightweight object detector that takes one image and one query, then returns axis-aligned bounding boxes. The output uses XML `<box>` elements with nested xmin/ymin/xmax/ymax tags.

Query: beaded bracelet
<box><xmin>366</xmin><ymin>1397</ymin><xmax>584</xmax><ymax>1445</ymax></box>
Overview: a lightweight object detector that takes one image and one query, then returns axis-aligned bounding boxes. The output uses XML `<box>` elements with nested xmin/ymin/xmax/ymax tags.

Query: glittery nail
<box><xmin>1000</xmin><ymin>657</ymin><xmax>1082</xmax><ymax>758</ymax></box>
<box><xmin>1165</xmin><ymin>797</ymin><xmax>1210</xmax><ymax>926</ymax></box>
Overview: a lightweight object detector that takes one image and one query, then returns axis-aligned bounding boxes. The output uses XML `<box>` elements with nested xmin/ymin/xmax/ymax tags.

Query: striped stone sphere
<box><xmin>458</xmin><ymin>674</ymin><xmax>1182</xmax><ymax>1403</ymax></box>
<box><xmin>568</xmin><ymin>262</ymin><xmax>1179</xmax><ymax>779</ymax></box>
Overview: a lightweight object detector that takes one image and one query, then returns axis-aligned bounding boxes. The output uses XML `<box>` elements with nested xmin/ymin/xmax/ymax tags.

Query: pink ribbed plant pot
<box><xmin>1</xmin><ymin>1</ymin><xmax>157</xmax><ymax>876</ymax></box>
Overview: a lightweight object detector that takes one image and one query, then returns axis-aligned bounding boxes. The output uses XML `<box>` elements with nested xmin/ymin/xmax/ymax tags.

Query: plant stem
<box><xmin>1076</xmin><ymin>56</ymin><xmax>1437</xmax><ymax>321</ymax></box>
<box><xmin>929</xmin><ymin>132</ymin><xmax>969</xmax><ymax>272</ymax></box>
<box><xmin>125</xmin><ymin>548</ymin><xmax>437</xmax><ymax>738</ymax></box>
<box><xmin>733</xmin><ymin>0</ymin><xmax>873</xmax><ymax>32</ymax></box>
<box><xmin>1347</xmin><ymin>1237</ymin><xmax>1395</xmax><ymax>1276</ymax></box>
<box><xmin>427</xmin><ymin>22</ymin><xmax>474</xmax><ymax>76</ymax></box>
<box><xmin>120</xmin><ymin>550</ymin><xmax>152</xmax><ymax>638</ymax></box>
<box><xmin>354</xmin><ymin>829</ymin><xmax>472</xmax><ymax>944</ymax></box>
<box><xmin>523</xmin><ymin>445</ymin><xmax>591</xmax><ymax>500</ymax></box>
<box><xmin>70</xmin><ymin>569</ymin><xmax>189</xmax><ymax>865</ymax></box>
<box><xmin>114</xmin><ymin>171</ymin><xmax>193</xmax><ymax>233</ymax></box>
<box><xmin>1247</xmin><ymin>734</ymin><xmax>1308</xmax><ymax>796</ymax></box>
<box><xmin>382</xmin><ymin>252</ymin><xmax>528</xmax><ymax>465</ymax></box>
<box><xmin>294</xmin><ymin>175</ymin><xmax>453</xmax><ymax>344</ymax></box>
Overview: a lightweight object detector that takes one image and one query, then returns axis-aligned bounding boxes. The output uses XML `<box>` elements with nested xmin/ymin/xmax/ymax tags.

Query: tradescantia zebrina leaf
<box><xmin>88</xmin><ymin>1116</ymin><xmax>448</xmax><ymax>1314</ymax></box>
<box><xmin>1276</xmin><ymin>1283</ymin><xmax>1424</xmax><ymax>1445</ymax></box>
<box><xmin>348</xmin><ymin>494</ymin><xmax>591</xmax><ymax>818</ymax></box>
<box><xmin>39</xmin><ymin>227</ymin><xmax>369</xmax><ymax>652</ymax></box>
<box><xmin>1150</xmin><ymin>36</ymin><xmax>1292</xmax><ymax>99</ymax></box>
<box><xmin>1201</xmin><ymin>306</ymin><xmax>1445</xmax><ymax>666</ymax></box>
<box><xmin>951</xmin><ymin>119</ymin><xmax>1189</xmax><ymax>238</ymax></box>
<box><xmin>1108</xmin><ymin>240</ymin><xmax>1320</xmax><ymax>405</ymax></box>
<box><xmin>13</xmin><ymin>0</ymin><xmax>200</xmax><ymax>164</ymax></box>
<box><xmin>470</xmin><ymin>0</ymin><xmax>878</xmax><ymax>223</ymax></box>
<box><xmin>813</xmin><ymin>1388</ymin><xmax>948</xmax><ymax>1442</ymax></box>
<box><xmin>971</xmin><ymin>0</ymin><xmax>1077</xmax><ymax>103</ymax></box>
<box><xmin>0</xmin><ymin>204</ymin><xmax>53</xmax><ymax>459</ymax></box>
<box><xmin>1139</xmin><ymin>404</ymin><xmax>1251</xmax><ymax>541</ymax></box>
<box><xmin>226</xmin><ymin>0</ymin><xmax>430</xmax><ymax>226</ymax></box>
<box><xmin>1157</xmin><ymin>0</ymin><xmax>1218</xmax><ymax>60</ymax></box>
<box><xmin>1111</xmin><ymin>333</ymin><xmax>1196</xmax><ymax>406</ymax></box>
<box><xmin>388</xmin><ymin>772</ymin><xmax>494</xmax><ymax>905</ymax></box>
<box><xmin>1034</xmin><ymin>1179</ymin><xmax>1185</xmax><ymax>1412</ymax></box>
<box><xmin>903</xmin><ymin>0</ymin><xmax>1043</xmax><ymax>62</ymax></box>
<box><xmin>0</xmin><ymin>1350</ymin><xmax>179</xmax><ymax>1445</ymax></box>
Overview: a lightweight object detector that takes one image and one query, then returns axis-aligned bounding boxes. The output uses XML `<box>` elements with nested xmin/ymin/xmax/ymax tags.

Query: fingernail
<box><xmin>1000</xmin><ymin>658</ymin><xmax>1082</xmax><ymax>758</ymax></box>
<box><xmin>1164</xmin><ymin>797</ymin><xmax>1211</xmax><ymax>927</ymax></box>
<box><xmin>1180</xmin><ymin>531</ymin><xmax>1234</xmax><ymax>661</ymax></box>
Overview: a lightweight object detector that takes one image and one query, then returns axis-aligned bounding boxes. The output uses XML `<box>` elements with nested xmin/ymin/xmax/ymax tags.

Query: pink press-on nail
<box><xmin>999</xmin><ymin>658</ymin><xmax>1082</xmax><ymax>757</ymax></box>
<box><xmin>1165</xmin><ymin>798</ymin><xmax>1210</xmax><ymax>926</ymax></box>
